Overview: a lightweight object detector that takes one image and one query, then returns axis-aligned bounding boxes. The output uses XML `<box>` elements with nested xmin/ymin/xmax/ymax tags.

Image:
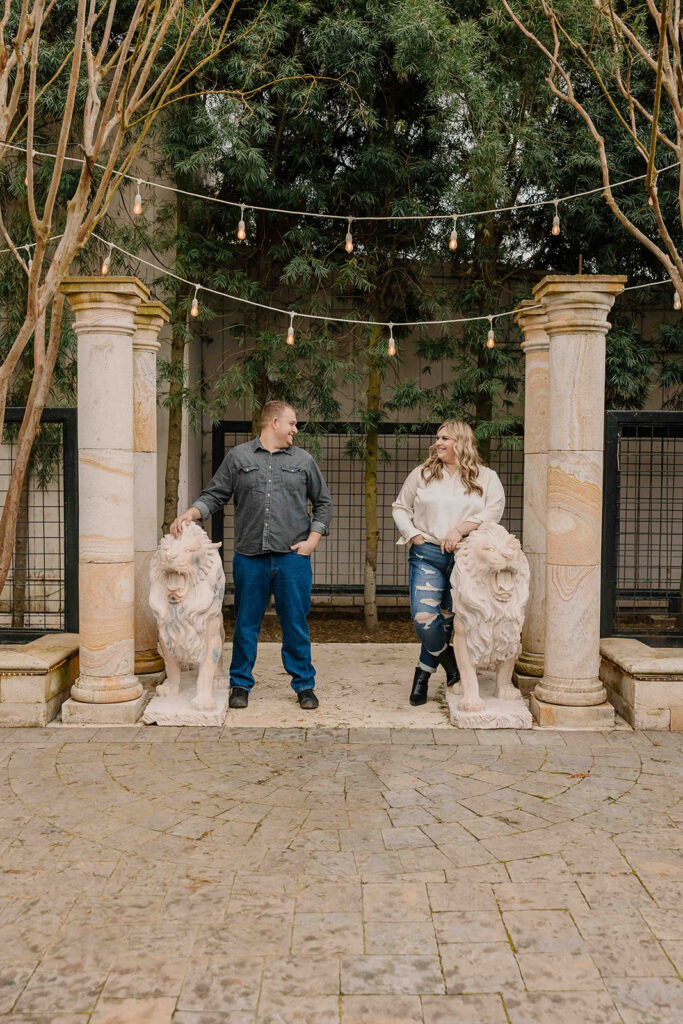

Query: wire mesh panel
<box><xmin>213</xmin><ymin>423</ymin><xmax>523</xmax><ymax>594</ymax></box>
<box><xmin>0</xmin><ymin>409</ymin><xmax>78</xmax><ymax>640</ymax></box>
<box><xmin>603</xmin><ymin>412</ymin><xmax>683</xmax><ymax>642</ymax></box>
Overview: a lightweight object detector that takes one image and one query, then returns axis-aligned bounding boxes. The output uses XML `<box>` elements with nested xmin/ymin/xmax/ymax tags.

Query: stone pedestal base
<box><xmin>529</xmin><ymin>692</ymin><xmax>615</xmax><ymax>730</ymax></box>
<box><xmin>446</xmin><ymin>675</ymin><xmax>533</xmax><ymax>729</ymax></box>
<box><xmin>138</xmin><ymin>669</ymin><xmax>166</xmax><ymax>691</ymax></box>
<box><xmin>143</xmin><ymin>683</ymin><xmax>229</xmax><ymax>726</ymax></box>
<box><xmin>512</xmin><ymin>671</ymin><xmax>539</xmax><ymax>697</ymax></box>
<box><xmin>61</xmin><ymin>691</ymin><xmax>148</xmax><ymax>725</ymax></box>
<box><xmin>71</xmin><ymin>673</ymin><xmax>143</xmax><ymax>704</ymax></box>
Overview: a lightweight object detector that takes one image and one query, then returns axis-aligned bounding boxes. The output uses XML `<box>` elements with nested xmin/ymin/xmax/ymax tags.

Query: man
<box><xmin>171</xmin><ymin>401</ymin><xmax>333</xmax><ymax>710</ymax></box>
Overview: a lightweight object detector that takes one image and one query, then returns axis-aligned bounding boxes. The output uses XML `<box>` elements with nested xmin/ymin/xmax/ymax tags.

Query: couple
<box><xmin>171</xmin><ymin>401</ymin><xmax>505</xmax><ymax>710</ymax></box>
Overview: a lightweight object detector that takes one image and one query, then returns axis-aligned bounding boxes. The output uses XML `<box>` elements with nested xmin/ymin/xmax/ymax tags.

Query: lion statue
<box><xmin>148</xmin><ymin>522</ymin><xmax>225</xmax><ymax>711</ymax></box>
<box><xmin>450</xmin><ymin>522</ymin><xmax>530</xmax><ymax>713</ymax></box>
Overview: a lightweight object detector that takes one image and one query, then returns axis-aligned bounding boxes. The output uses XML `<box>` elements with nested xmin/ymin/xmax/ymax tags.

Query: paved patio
<box><xmin>1</xmin><ymin>722</ymin><xmax>682</xmax><ymax>1023</ymax></box>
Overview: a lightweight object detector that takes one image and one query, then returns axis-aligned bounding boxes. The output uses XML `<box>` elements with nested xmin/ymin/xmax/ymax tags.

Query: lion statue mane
<box><xmin>148</xmin><ymin>522</ymin><xmax>225</xmax><ymax>711</ymax></box>
<box><xmin>450</xmin><ymin>522</ymin><xmax>530</xmax><ymax>713</ymax></box>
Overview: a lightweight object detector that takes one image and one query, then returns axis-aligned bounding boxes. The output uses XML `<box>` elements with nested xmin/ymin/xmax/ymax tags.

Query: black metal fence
<box><xmin>602</xmin><ymin>411</ymin><xmax>683</xmax><ymax>643</ymax></box>
<box><xmin>212</xmin><ymin>422</ymin><xmax>524</xmax><ymax>594</ymax></box>
<box><xmin>0</xmin><ymin>408</ymin><xmax>78</xmax><ymax>641</ymax></box>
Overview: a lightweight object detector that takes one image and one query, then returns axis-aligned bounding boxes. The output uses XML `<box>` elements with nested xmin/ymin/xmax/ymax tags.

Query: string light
<box><xmin>89</xmin><ymin>233</ymin><xmax>681</xmax><ymax>338</ymax></box>
<box><xmin>674</xmin><ymin>290</ymin><xmax>681</xmax><ymax>311</ymax></box>
<box><xmin>448</xmin><ymin>216</ymin><xmax>458</xmax><ymax>251</ymax></box>
<box><xmin>286</xmin><ymin>311</ymin><xmax>295</xmax><ymax>345</ymax></box>
<box><xmin>2</xmin><ymin>140</ymin><xmax>681</xmax><ymax>234</ymax></box>
<box><xmin>552</xmin><ymin>201</ymin><xmax>560</xmax><ymax>236</ymax></box>
<box><xmin>387</xmin><ymin>322</ymin><xmax>396</xmax><ymax>357</ymax></box>
<box><xmin>190</xmin><ymin>285</ymin><xmax>200</xmax><ymax>317</ymax></box>
<box><xmin>486</xmin><ymin>316</ymin><xmax>495</xmax><ymax>348</ymax></box>
<box><xmin>99</xmin><ymin>242</ymin><xmax>113</xmax><ymax>275</ymax></box>
<box><xmin>237</xmin><ymin>204</ymin><xmax>246</xmax><ymax>241</ymax></box>
<box><xmin>133</xmin><ymin>179</ymin><xmax>143</xmax><ymax>216</ymax></box>
<box><xmin>345</xmin><ymin>217</ymin><xmax>354</xmax><ymax>253</ymax></box>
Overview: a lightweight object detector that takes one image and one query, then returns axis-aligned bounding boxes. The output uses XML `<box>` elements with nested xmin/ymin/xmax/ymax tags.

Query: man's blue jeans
<box><xmin>408</xmin><ymin>542</ymin><xmax>455</xmax><ymax>673</ymax></box>
<box><xmin>230</xmin><ymin>551</ymin><xmax>315</xmax><ymax>693</ymax></box>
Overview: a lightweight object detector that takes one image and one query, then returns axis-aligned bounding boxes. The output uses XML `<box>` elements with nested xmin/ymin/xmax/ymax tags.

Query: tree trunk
<box><xmin>162</xmin><ymin>306</ymin><xmax>187</xmax><ymax>536</ymax></box>
<box><xmin>10</xmin><ymin>459</ymin><xmax>30</xmax><ymax>628</ymax></box>
<box><xmin>363</xmin><ymin>331</ymin><xmax>382</xmax><ymax>631</ymax></box>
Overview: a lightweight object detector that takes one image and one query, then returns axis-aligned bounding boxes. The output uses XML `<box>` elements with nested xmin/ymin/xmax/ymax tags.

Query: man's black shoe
<box><xmin>229</xmin><ymin>686</ymin><xmax>249</xmax><ymax>709</ymax></box>
<box><xmin>297</xmin><ymin>689</ymin><xmax>319</xmax><ymax>710</ymax></box>
<box><xmin>438</xmin><ymin>645</ymin><xmax>461</xmax><ymax>687</ymax></box>
<box><xmin>409</xmin><ymin>667</ymin><xmax>431</xmax><ymax>706</ymax></box>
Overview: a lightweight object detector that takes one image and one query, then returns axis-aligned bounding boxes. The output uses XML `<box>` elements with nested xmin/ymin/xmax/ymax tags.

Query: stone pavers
<box><xmin>0</xmin><ymin>726</ymin><xmax>681</xmax><ymax>1021</ymax></box>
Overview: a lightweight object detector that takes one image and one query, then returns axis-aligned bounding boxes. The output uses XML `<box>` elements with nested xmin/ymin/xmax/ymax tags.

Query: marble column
<box><xmin>529</xmin><ymin>275</ymin><xmax>626</xmax><ymax>728</ymax></box>
<box><xmin>133</xmin><ymin>300</ymin><xmax>170</xmax><ymax>680</ymax></box>
<box><xmin>60</xmin><ymin>277</ymin><xmax>150</xmax><ymax>724</ymax></box>
<box><xmin>513</xmin><ymin>300</ymin><xmax>550</xmax><ymax>696</ymax></box>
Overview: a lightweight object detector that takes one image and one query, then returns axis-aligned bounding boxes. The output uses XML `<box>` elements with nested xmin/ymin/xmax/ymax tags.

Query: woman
<box><xmin>392</xmin><ymin>421</ymin><xmax>505</xmax><ymax>706</ymax></box>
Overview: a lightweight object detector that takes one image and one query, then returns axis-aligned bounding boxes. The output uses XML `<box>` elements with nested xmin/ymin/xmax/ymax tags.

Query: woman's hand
<box><xmin>411</xmin><ymin>534</ymin><xmax>426</xmax><ymax>546</ymax></box>
<box><xmin>441</xmin><ymin>528</ymin><xmax>462</xmax><ymax>554</ymax></box>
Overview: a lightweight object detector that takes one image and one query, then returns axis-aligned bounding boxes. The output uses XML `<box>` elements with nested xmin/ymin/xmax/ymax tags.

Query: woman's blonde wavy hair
<box><xmin>421</xmin><ymin>420</ymin><xmax>483</xmax><ymax>495</ymax></box>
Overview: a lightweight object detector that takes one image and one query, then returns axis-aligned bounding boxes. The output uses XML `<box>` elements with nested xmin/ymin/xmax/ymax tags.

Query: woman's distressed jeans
<box><xmin>408</xmin><ymin>542</ymin><xmax>455</xmax><ymax>673</ymax></box>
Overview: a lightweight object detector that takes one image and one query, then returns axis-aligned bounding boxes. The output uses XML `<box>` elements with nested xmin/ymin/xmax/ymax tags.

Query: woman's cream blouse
<box><xmin>392</xmin><ymin>464</ymin><xmax>505</xmax><ymax>546</ymax></box>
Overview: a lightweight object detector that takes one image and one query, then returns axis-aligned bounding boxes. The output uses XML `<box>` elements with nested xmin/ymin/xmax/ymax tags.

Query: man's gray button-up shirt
<box><xmin>193</xmin><ymin>438</ymin><xmax>333</xmax><ymax>556</ymax></box>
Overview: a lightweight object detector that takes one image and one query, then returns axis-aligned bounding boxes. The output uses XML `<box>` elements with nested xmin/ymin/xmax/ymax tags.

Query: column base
<box><xmin>514</xmin><ymin>650</ymin><xmax>544</xmax><ymax>679</ymax></box>
<box><xmin>135</xmin><ymin>649</ymin><xmax>165</xmax><ymax>674</ymax></box>
<box><xmin>71</xmin><ymin>673</ymin><xmax>142</xmax><ymax>703</ymax></box>
<box><xmin>534</xmin><ymin>677</ymin><xmax>607</xmax><ymax>706</ymax></box>
<box><xmin>529</xmin><ymin>692</ymin><xmax>615</xmax><ymax>730</ymax></box>
<box><xmin>61</xmin><ymin>691</ymin><xmax>148</xmax><ymax>725</ymax></box>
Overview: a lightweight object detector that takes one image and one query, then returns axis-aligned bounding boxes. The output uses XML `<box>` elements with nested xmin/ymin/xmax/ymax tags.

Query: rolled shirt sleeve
<box><xmin>193</xmin><ymin>454</ymin><xmax>235</xmax><ymax>521</ymax></box>
<box><xmin>392</xmin><ymin>468</ymin><xmax>422</xmax><ymax>545</ymax></box>
<box><xmin>466</xmin><ymin>469</ymin><xmax>506</xmax><ymax>525</ymax></box>
<box><xmin>307</xmin><ymin>459</ymin><xmax>334</xmax><ymax>536</ymax></box>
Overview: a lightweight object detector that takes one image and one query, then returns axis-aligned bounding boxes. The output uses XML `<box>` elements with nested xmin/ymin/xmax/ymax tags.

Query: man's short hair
<box><xmin>260</xmin><ymin>400</ymin><xmax>295</xmax><ymax>429</ymax></box>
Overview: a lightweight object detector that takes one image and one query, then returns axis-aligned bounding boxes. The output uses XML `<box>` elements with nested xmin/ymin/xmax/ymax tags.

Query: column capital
<box><xmin>532</xmin><ymin>274</ymin><xmax>626</xmax><ymax>334</ymax></box>
<box><xmin>515</xmin><ymin>299</ymin><xmax>550</xmax><ymax>353</ymax></box>
<box><xmin>133</xmin><ymin>300</ymin><xmax>171</xmax><ymax>352</ymax></box>
<box><xmin>60</xmin><ymin>275</ymin><xmax>150</xmax><ymax>313</ymax></box>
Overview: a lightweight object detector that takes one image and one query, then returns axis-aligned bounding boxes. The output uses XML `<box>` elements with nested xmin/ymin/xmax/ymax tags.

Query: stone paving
<box><xmin>0</xmin><ymin>724</ymin><xmax>682</xmax><ymax>1023</ymax></box>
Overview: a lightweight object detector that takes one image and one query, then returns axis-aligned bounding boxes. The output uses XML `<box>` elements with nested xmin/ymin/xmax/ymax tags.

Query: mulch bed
<box><xmin>223</xmin><ymin>609</ymin><xmax>416</xmax><ymax>643</ymax></box>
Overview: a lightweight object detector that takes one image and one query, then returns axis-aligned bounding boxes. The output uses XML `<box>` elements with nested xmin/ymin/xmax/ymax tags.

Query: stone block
<box><xmin>529</xmin><ymin>693</ymin><xmax>615</xmax><ymax>729</ymax></box>
<box><xmin>61</xmin><ymin>691</ymin><xmax>148</xmax><ymax>725</ymax></box>
<box><xmin>143</xmin><ymin>686</ymin><xmax>229</xmax><ymax>727</ymax></box>
<box><xmin>0</xmin><ymin>635</ymin><xmax>79</xmax><ymax>726</ymax></box>
<box><xmin>512</xmin><ymin>671</ymin><xmax>539</xmax><ymax>697</ymax></box>
<box><xmin>446</xmin><ymin>676</ymin><xmax>532</xmax><ymax>730</ymax></box>
<box><xmin>600</xmin><ymin>639</ymin><xmax>683</xmax><ymax>730</ymax></box>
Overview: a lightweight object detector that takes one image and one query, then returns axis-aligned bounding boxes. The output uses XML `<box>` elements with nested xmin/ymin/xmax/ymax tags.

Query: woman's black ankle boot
<box><xmin>409</xmin><ymin>668</ymin><xmax>431</xmax><ymax>706</ymax></box>
<box><xmin>438</xmin><ymin>645</ymin><xmax>460</xmax><ymax>687</ymax></box>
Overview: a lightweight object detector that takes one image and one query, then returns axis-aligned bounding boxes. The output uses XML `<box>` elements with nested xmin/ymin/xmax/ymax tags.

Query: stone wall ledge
<box><xmin>600</xmin><ymin>637</ymin><xmax>683</xmax><ymax>678</ymax></box>
<box><xmin>0</xmin><ymin>633</ymin><xmax>80</xmax><ymax>674</ymax></box>
<box><xmin>600</xmin><ymin>638</ymin><xmax>683</xmax><ymax>730</ymax></box>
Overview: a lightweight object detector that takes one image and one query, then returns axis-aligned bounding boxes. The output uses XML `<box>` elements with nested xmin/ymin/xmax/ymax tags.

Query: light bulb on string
<box><xmin>387</xmin><ymin>322</ymin><xmax>396</xmax><ymax>357</ymax></box>
<box><xmin>674</xmin><ymin>289</ymin><xmax>681</xmax><ymax>311</ymax></box>
<box><xmin>133</xmin><ymin>179</ymin><xmax>143</xmax><ymax>216</ymax></box>
<box><xmin>237</xmin><ymin>204</ymin><xmax>246</xmax><ymax>241</ymax></box>
<box><xmin>100</xmin><ymin>242</ymin><xmax>113</xmax><ymax>275</ymax></box>
<box><xmin>345</xmin><ymin>217</ymin><xmax>354</xmax><ymax>253</ymax></box>
<box><xmin>486</xmin><ymin>316</ymin><xmax>495</xmax><ymax>349</ymax></box>
<box><xmin>286</xmin><ymin>312</ymin><xmax>295</xmax><ymax>345</ymax></box>
<box><xmin>552</xmin><ymin>201</ymin><xmax>560</xmax><ymax>236</ymax></box>
<box><xmin>448</xmin><ymin>215</ymin><xmax>458</xmax><ymax>251</ymax></box>
<box><xmin>190</xmin><ymin>285</ymin><xmax>200</xmax><ymax>317</ymax></box>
